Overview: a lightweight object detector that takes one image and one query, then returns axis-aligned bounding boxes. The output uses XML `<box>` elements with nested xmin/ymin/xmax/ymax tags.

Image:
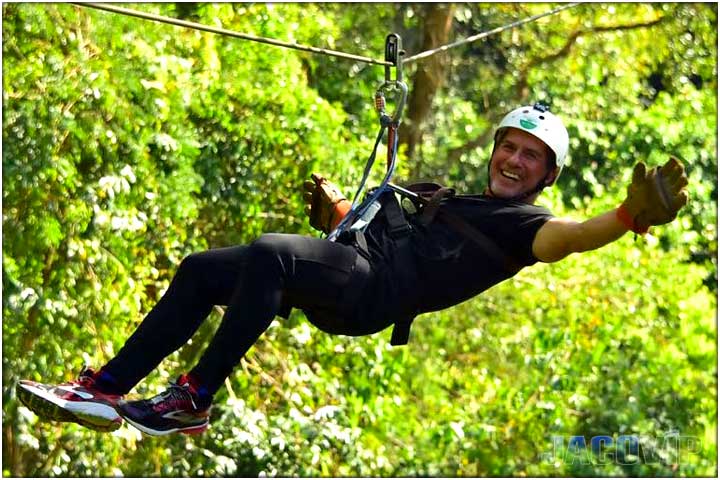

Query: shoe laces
<box><xmin>150</xmin><ymin>382</ymin><xmax>198</xmax><ymax>413</ymax></box>
<box><xmin>76</xmin><ymin>367</ymin><xmax>98</xmax><ymax>388</ymax></box>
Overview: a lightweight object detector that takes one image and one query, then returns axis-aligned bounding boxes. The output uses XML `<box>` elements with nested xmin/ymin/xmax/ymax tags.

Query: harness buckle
<box><xmin>388</xmin><ymin>222</ymin><xmax>413</xmax><ymax>239</ymax></box>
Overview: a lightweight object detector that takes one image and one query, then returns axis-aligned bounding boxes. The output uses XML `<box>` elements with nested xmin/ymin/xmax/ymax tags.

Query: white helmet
<box><xmin>494</xmin><ymin>103</ymin><xmax>569</xmax><ymax>169</ymax></box>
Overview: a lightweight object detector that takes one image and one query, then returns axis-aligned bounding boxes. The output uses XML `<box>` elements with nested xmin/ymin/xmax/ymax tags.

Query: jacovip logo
<box><xmin>543</xmin><ymin>432</ymin><xmax>702</xmax><ymax>466</ymax></box>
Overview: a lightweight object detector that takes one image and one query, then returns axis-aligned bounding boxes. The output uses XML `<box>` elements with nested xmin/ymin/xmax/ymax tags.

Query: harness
<box><xmin>339</xmin><ymin>182</ymin><xmax>523</xmax><ymax>346</ymax></box>
<box><xmin>328</xmin><ymin>34</ymin><xmax>522</xmax><ymax>346</ymax></box>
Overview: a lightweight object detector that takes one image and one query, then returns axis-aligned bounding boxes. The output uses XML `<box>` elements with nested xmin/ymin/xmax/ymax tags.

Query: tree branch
<box><xmin>516</xmin><ymin>16</ymin><xmax>667</xmax><ymax>99</ymax></box>
<box><xmin>445</xmin><ymin>124</ymin><xmax>495</xmax><ymax>166</ymax></box>
<box><xmin>446</xmin><ymin>15</ymin><xmax>668</xmax><ymax>165</ymax></box>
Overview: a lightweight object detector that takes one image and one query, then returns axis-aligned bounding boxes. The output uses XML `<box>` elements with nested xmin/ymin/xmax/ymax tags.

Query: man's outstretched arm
<box><xmin>532</xmin><ymin>157</ymin><xmax>689</xmax><ymax>263</ymax></box>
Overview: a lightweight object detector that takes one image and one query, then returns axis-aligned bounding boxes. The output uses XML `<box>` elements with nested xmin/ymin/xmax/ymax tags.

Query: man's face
<box><xmin>488</xmin><ymin>128</ymin><xmax>556</xmax><ymax>200</ymax></box>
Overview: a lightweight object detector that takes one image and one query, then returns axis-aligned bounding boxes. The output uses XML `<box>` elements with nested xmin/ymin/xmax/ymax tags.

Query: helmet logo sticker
<box><xmin>520</xmin><ymin>118</ymin><xmax>537</xmax><ymax>129</ymax></box>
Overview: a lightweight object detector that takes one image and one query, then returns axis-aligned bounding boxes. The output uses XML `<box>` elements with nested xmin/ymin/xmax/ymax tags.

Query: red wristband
<box><xmin>329</xmin><ymin>200</ymin><xmax>352</xmax><ymax>231</ymax></box>
<box><xmin>617</xmin><ymin>204</ymin><xmax>649</xmax><ymax>235</ymax></box>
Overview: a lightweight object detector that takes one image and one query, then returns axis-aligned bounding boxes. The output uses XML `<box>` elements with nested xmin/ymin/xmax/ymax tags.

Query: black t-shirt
<box><xmin>404</xmin><ymin>194</ymin><xmax>554</xmax><ymax>315</ymax></box>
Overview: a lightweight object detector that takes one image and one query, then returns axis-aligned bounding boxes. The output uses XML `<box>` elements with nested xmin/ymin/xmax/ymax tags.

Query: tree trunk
<box><xmin>402</xmin><ymin>4</ymin><xmax>455</xmax><ymax>169</ymax></box>
<box><xmin>175</xmin><ymin>3</ymin><xmax>199</xmax><ymax>21</ymax></box>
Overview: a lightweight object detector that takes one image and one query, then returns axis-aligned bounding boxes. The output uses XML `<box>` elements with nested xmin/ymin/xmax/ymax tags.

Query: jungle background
<box><xmin>2</xmin><ymin>3</ymin><xmax>717</xmax><ymax>477</ymax></box>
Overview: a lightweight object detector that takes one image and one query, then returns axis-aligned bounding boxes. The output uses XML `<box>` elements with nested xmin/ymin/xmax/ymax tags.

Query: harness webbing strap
<box><xmin>406</xmin><ymin>183</ymin><xmax>522</xmax><ymax>273</ymax></box>
<box><xmin>384</xmin><ymin>194</ymin><xmax>413</xmax><ymax>239</ymax></box>
<box><xmin>418</xmin><ymin>186</ymin><xmax>456</xmax><ymax>226</ymax></box>
<box><xmin>376</xmin><ymin>192</ymin><xmax>416</xmax><ymax>346</ymax></box>
<box><xmin>437</xmin><ymin>209</ymin><xmax>522</xmax><ymax>273</ymax></box>
<box><xmin>390</xmin><ymin>317</ymin><xmax>413</xmax><ymax>346</ymax></box>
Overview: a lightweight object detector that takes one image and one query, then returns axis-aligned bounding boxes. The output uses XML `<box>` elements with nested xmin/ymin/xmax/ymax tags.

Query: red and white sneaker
<box><xmin>16</xmin><ymin>367</ymin><xmax>123</xmax><ymax>432</ymax></box>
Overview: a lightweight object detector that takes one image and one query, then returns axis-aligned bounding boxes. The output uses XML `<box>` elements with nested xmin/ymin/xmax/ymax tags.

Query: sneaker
<box><xmin>16</xmin><ymin>367</ymin><xmax>123</xmax><ymax>432</ymax></box>
<box><xmin>116</xmin><ymin>375</ymin><xmax>210</xmax><ymax>436</ymax></box>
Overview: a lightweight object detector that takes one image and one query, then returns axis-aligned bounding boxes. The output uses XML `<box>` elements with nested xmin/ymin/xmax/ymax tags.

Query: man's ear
<box><xmin>544</xmin><ymin>166</ymin><xmax>561</xmax><ymax>186</ymax></box>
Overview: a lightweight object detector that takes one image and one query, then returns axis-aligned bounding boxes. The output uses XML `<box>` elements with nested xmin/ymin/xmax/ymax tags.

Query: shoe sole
<box><xmin>119</xmin><ymin>413</ymin><xmax>208</xmax><ymax>436</ymax></box>
<box><xmin>16</xmin><ymin>381</ymin><xmax>122</xmax><ymax>433</ymax></box>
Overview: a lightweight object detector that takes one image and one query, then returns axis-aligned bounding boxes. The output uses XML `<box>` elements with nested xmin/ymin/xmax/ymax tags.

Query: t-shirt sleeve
<box><xmin>452</xmin><ymin>200</ymin><xmax>553</xmax><ymax>266</ymax></box>
<box><xmin>429</xmin><ymin>197</ymin><xmax>555</xmax><ymax>268</ymax></box>
<box><xmin>497</xmin><ymin>205</ymin><xmax>554</xmax><ymax>265</ymax></box>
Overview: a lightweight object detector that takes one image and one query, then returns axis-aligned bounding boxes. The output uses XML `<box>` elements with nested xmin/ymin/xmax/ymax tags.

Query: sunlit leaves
<box><xmin>2</xmin><ymin>2</ymin><xmax>716</xmax><ymax>477</ymax></box>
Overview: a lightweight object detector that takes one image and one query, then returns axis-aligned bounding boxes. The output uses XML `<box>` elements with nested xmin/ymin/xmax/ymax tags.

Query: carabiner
<box><xmin>376</xmin><ymin>33</ymin><xmax>408</xmax><ymax>124</ymax></box>
<box><xmin>375</xmin><ymin>81</ymin><xmax>408</xmax><ymax>125</ymax></box>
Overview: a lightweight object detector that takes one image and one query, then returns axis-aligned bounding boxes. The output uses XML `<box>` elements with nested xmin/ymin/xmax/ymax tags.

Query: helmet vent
<box><xmin>539</xmin><ymin>115</ymin><xmax>545</xmax><ymax>120</ymax></box>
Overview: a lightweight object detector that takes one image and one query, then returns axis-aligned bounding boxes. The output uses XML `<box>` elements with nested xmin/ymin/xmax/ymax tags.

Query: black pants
<box><xmin>101</xmin><ymin>233</ymin><xmax>378</xmax><ymax>395</ymax></box>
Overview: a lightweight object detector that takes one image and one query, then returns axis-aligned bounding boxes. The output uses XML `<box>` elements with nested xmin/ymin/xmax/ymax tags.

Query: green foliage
<box><xmin>3</xmin><ymin>2</ymin><xmax>716</xmax><ymax>477</ymax></box>
<box><xmin>420</xmin><ymin>3</ymin><xmax>717</xmax><ymax>290</ymax></box>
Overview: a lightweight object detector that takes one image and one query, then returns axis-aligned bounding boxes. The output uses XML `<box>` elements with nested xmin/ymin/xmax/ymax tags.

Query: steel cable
<box><xmin>403</xmin><ymin>3</ymin><xmax>581</xmax><ymax>64</ymax></box>
<box><xmin>73</xmin><ymin>2</ymin><xmax>580</xmax><ymax>68</ymax></box>
<box><xmin>72</xmin><ymin>2</ymin><xmax>393</xmax><ymax>67</ymax></box>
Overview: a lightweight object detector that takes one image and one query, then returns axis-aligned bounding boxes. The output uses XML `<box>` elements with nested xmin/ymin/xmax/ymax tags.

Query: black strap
<box><xmin>382</xmin><ymin>190</ymin><xmax>413</xmax><ymax>239</ymax></box>
<box><xmin>419</xmin><ymin>186</ymin><xmax>455</xmax><ymax>226</ymax></box>
<box><xmin>390</xmin><ymin>318</ymin><xmax>412</xmax><ymax>346</ymax></box>
<box><xmin>375</xmin><ymin>191</ymin><xmax>417</xmax><ymax>346</ymax></box>
<box><xmin>436</xmin><ymin>210</ymin><xmax>521</xmax><ymax>274</ymax></box>
<box><xmin>406</xmin><ymin>183</ymin><xmax>522</xmax><ymax>274</ymax></box>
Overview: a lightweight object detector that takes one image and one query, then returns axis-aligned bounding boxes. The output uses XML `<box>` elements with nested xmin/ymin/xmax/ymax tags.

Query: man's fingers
<box><xmin>661</xmin><ymin>165</ymin><xmax>683</xmax><ymax>183</ymax></box>
<box><xmin>660</xmin><ymin>170</ymin><xmax>688</xmax><ymax>194</ymax></box>
<box><xmin>632</xmin><ymin>162</ymin><xmax>647</xmax><ymax>184</ymax></box>
<box><xmin>661</xmin><ymin>157</ymin><xmax>686</xmax><ymax>181</ymax></box>
<box><xmin>671</xmin><ymin>175</ymin><xmax>689</xmax><ymax>191</ymax></box>
<box><xmin>624</xmin><ymin>157</ymin><xmax>689</xmax><ymax>228</ymax></box>
<box><xmin>663</xmin><ymin>171</ymin><xmax>683</xmax><ymax>187</ymax></box>
<box><xmin>656</xmin><ymin>156</ymin><xmax>689</xmax><ymax>212</ymax></box>
<box><xmin>664</xmin><ymin>185</ymin><xmax>688</xmax><ymax>213</ymax></box>
<box><xmin>675</xmin><ymin>190</ymin><xmax>689</xmax><ymax>210</ymax></box>
<box><xmin>664</xmin><ymin>156</ymin><xmax>684</xmax><ymax>170</ymax></box>
<box><xmin>310</xmin><ymin>173</ymin><xmax>325</xmax><ymax>185</ymax></box>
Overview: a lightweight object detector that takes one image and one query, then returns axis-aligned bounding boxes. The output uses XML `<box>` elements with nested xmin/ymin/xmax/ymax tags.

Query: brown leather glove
<box><xmin>303</xmin><ymin>173</ymin><xmax>351</xmax><ymax>234</ymax></box>
<box><xmin>618</xmin><ymin>156</ymin><xmax>689</xmax><ymax>234</ymax></box>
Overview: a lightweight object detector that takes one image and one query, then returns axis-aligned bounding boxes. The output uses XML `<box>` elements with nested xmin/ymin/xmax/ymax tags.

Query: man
<box><xmin>16</xmin><ymin>104</ymin><xmax>689</xmax><ymax>436</ymax></box>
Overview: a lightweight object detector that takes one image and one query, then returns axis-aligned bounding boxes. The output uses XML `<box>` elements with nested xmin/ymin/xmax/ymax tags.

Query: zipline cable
<box><xmin>74</xmin><ymin>2</ymin><xmax>580</xmax><ymax>69</ymax></box>
<box><xmin>72</xmin><ymin>2</ymin><xmax>393</xmax><ymax>67</ymax></box>
<box><xmin>403</xmin><ymin>3</ymin><xmax>581</xmax><ymax>64</ymax></box>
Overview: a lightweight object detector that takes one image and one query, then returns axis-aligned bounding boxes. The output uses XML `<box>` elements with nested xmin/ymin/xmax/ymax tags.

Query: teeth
<box><xmin>502</xmin><ymin>170</ymin><xmax>520</xmax><ymax>181</ymax></box>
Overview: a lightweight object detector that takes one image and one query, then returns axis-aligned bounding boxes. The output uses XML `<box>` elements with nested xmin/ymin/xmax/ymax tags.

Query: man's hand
<box><xmin>303</xmin><ymin>173</ymin><xmax>351</xmax><ymax>234</ymax></box>
<box><xmin>619</xmin><ymin>156</ymin><xmax>689</xmax><ymax>233</ymax></box>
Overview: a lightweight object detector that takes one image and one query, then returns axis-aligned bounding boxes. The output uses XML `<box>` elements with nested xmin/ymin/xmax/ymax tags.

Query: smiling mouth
<box><xmin>501</xmin><ymin>170</ymin><xmax>521</xmax><ymax>181</ymax></box>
